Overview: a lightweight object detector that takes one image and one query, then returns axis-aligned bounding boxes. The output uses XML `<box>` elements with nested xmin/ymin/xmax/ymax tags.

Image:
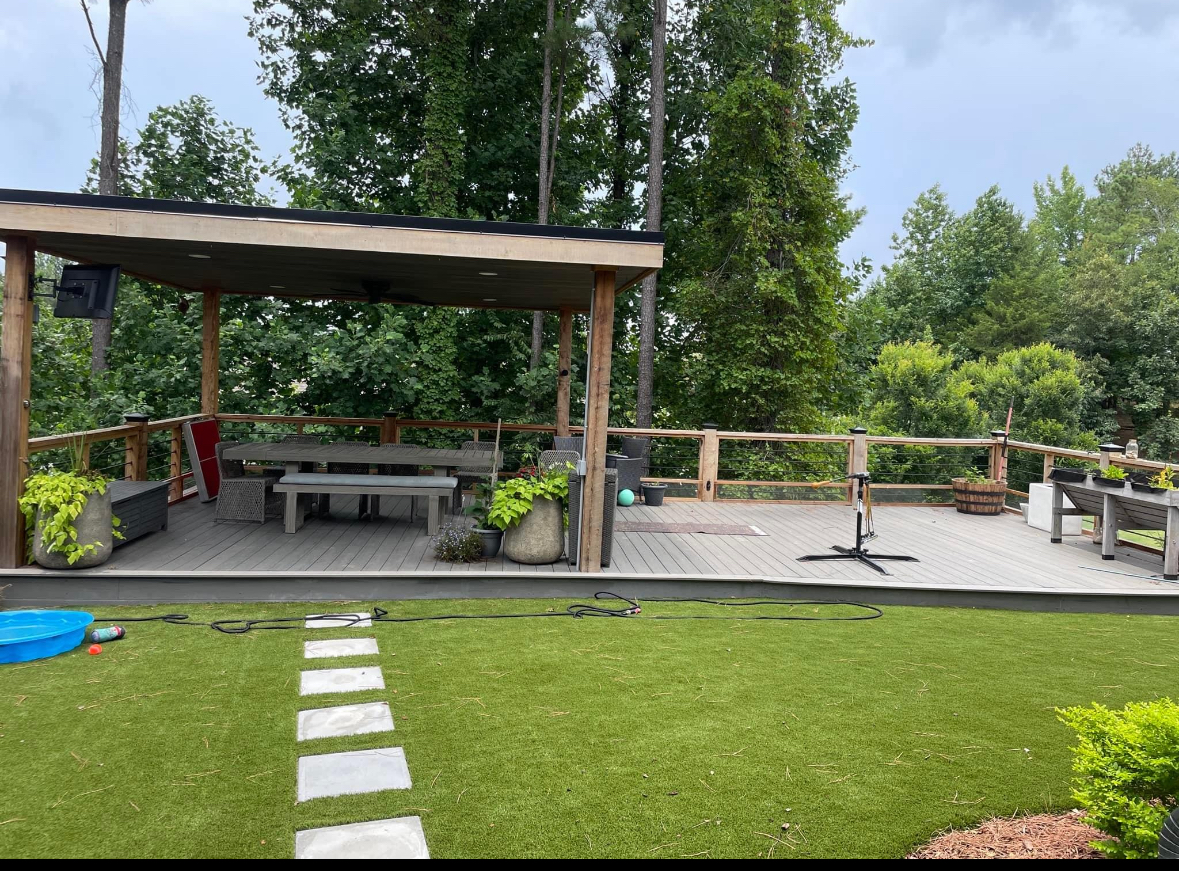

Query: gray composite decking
<box><xmin>7</xmin><ymin>492</ymin><xmax>1174</xmax><ymax>591</ymax></box>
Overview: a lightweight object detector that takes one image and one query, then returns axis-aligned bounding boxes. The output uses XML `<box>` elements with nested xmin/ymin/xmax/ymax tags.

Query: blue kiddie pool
<box><xmin>0</xmin><ymin>610</ymin><xmax>94</xmax><ymax>664</ymax></box>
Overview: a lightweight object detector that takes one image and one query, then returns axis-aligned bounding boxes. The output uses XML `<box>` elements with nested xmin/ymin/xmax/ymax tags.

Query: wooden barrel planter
<box><xmin>951</xmin><ymin>478</ymin><xmax>1006</xmax><ymax>515</ymax></box>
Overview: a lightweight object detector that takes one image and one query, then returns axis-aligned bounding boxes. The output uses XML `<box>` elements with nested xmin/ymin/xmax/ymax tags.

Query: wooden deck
<box><xmin>10</xmin><ymin>493</ymin><xmax>1173</xmax><ymax>594</ymax></box>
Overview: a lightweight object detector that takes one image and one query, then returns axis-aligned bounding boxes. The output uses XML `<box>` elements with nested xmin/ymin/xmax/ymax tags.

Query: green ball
<box><xmin>618</xmin><ymin>488</ymin><xmax>635</xmax><ymax>506</ymax></box>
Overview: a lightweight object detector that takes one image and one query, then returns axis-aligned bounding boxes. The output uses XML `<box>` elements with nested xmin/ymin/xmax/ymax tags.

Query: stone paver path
<box><xmin>304</xmin><ymin>637</ymin><xmax>379</xmax><ymax>659</ymax></box>
<box><xmin>295</xmin><ymin>816</ymin><xmax>430</xmax><ymax>859</ymax></box>
<box><xmin>297</xmin><ymin>701</ymin><xmax>395</xmax><ymax>742</ymax></box>
<box><xmin>295</xmin><ymin>621</ymin><xmax>430</xmax><ymax>857</ymax></box>
<box><xmin>299</xmin><ymin>666</ymin><xmax>385</xmax><ymax>696</ymax></box>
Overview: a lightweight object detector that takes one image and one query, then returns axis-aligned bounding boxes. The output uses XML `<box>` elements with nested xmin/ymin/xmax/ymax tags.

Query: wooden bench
<box><xmin>273</xmin><ymin>472</ymin><xmax>458</xmax><ymax>535</ymax></box>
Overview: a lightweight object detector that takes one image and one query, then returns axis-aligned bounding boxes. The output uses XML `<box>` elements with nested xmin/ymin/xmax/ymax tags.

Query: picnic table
<box><xmin>221</xmin><ymin>441</ymin><xmax>501</xmax><ymax>476</ymax></box>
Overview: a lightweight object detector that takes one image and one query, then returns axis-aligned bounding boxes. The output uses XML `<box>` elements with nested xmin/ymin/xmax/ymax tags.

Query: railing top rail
<box><xmin>867</xmin><ymin>436</ymin><xmax>993</xmax><ymax>447</ymax></box>
<box><xmin>28</xmin><ymin>424</ymin><xmax>140</xmax><ymax>452</ymax></box>
<box><xmin>146</xmin><ymin>413</ymin><xmax>208</xmax><ymax>433</ymax></box>
<box><xmin>717</xmin><ymin>431</ymin><xmax>851</xmax><ymax>443</ymax></box>
<box><xmin>1006</xmin><ymin>439</ymin><xmax>1172</xmax><ymax>471</ymax></box>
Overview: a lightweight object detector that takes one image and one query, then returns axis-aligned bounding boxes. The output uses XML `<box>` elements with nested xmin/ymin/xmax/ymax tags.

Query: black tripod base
<box><xmin>798</xmin><ymin>545</ymin><xmax>920</xmax><ymax>576</ymax></box>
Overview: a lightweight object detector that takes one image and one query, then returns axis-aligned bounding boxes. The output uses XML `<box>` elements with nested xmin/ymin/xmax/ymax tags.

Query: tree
<box><xmin>82</xmin><ymin>0</ymin><xmax>131</xmax><ymax>375</ymax></box>
<box><xmin>866</xmin><ymin>340</ymin><xmax>985</xmax><ymax>439</ymax></box>
<box><xmin>635</xmin><ymin>0</ymin><xmax>666</xmax><ymax>428</ymax></box>
<box><xmin>667</xmin><ymin>0</ymin><xmax>865</xmax><ymax>431</ymax></box>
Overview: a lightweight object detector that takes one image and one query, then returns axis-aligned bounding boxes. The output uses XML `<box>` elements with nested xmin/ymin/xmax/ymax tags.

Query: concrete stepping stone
<box><xmin>295</xmin><ymin>815</ymin><xmax>429</xmax><ymax>859</ymax></box>
<box><xmin>299</xmin><ymin>666</ymin><xmax>384</xmax><ymax>696</ymax></box>
<box><xmin>303</xmin><ymin>637</ymin><xmax>379</xmax><ymax>659</ymax></box>
<box><xmin>297</xmin><ymin>747</ymin><xmax>412</xmax><ymax>802</ymax></box>
<box><xmin>297</xmin><ymin>701</ymin><xmax>395</xmax><ymax>742</ymax></box>
<box><xmin>305</xmin><ymin>613</ymin><xmax>371</xmax><ymax>629</ymax></box>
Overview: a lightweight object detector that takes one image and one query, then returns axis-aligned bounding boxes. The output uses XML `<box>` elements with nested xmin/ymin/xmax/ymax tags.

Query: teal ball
<box><xmin>618</xmin><ymin>488</ymin><xmax>635</xmax><ymax>506</ymax></box>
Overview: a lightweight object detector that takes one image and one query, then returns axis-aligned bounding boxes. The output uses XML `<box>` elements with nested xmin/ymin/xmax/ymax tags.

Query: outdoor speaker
<box><xmin>53</xmin><ymin>264</ymin><xmax>120</xmax><ymax>319</ymax></box>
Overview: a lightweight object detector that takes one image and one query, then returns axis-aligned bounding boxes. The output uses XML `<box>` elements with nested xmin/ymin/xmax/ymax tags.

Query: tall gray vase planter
<box><xmin>503</xmin><ymin>496</ymin><xmax>564</xmax><ymax>564</ymax></box>
<box><xmin>33</xmin><ymin>489</ymin><xmax>114</xmax><ymax>569</ymax></box>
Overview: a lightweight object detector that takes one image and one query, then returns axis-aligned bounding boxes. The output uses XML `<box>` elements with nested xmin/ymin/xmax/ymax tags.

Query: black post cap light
<box><xmin>1098</xmin><ymin>443</ymin><xmax>1125</xmax><ymax>454</ymax></box>
<box><xmin>124</xmin><ymin>412</ymin><xmax>149</xmax><ymax>423</ymax></box>
<box><xmin>990</xmin><ymin>429</ymin><xmax>1008</xmax><ymax>438</ymax></box>
<box><xmin>849</xmin><ymin>426</ymin><xmax>867</xmax><ymax>435</ymax></box>
<box><xmin>702</xmin><ymin>422</ymin><xmax>718</xmax><ymax>430</ymax></box>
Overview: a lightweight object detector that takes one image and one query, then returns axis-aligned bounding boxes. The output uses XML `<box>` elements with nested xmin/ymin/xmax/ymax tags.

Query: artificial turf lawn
<box><xmin>1</xmin><ymin>598</ymin><xmax>1175</xmax><ymax>858</ymax></box>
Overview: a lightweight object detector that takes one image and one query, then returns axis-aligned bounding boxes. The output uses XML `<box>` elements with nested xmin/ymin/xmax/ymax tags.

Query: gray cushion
<box><xmin>278</xmin><ymin>473</ymin><xmax>457</xmax><ymax>489</ymax></box>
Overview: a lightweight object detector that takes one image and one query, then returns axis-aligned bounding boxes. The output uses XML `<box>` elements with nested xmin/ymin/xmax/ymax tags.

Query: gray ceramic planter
<box><xmin>503</xmin><ymin>495</ymin><xmax>564</xmax><ymax>564</ymax></box>
<box><xmin>475</xmin><ymin>528</ymin><xmax>503</xmax><ymax>559</ymax></box>
<box><xmin>33</xmin><ymin>489</ymin><xmax>113</xmax><ymax>569</ymax></box>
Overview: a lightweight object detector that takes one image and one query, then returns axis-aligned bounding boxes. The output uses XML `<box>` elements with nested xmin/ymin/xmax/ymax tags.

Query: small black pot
<box><xmin>475</xmin><ymin>528</ymin><xmax>503</xmax><ymax>558</ymax></box>
<box><xmin>1093</xmin><ymin>476</ymin><xmax>1127</xmax><ymax>489</ymax></box>
<box><xmin>641</xmin><ymin>483</ymin><xmax>668</xmax><ymax>507</ymax></box>
<box><xmin>1130</xmin><ymin>481</ymin><xmax>1166</xmax><ymax>495</ymax></box>
<box><xmin>1048</xmin><ymin>467</ymin><xmax>1088</xmax><ymax>483</ymax></box>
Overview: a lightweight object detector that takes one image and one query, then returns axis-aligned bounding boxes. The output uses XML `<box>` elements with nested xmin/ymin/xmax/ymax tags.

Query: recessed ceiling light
<box><xmin>188</xmin><ymin>253</ymin><xmax>211</xmax><ymax>259</ymax></box>
<box><xmin>483</xmin><ymin>297</ymin><xmax>497</xmax><ymax>302</ymax></box>
<box><xmin>270</xmin><ymin>284</ymin><xmax>285</xmax><ymax>289</ymax></box>
<box><xmin>479</xmin><ymin>271</ymin><xmax>498</xmax><ymax>277</ymax></box>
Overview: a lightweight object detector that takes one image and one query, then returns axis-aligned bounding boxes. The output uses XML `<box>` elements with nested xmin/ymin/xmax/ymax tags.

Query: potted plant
<box><xmin>433</xmin><ymin>524</ymin><xmax>485</xmax><ymax>563</ymax></box>
<box><xmin>489</xmin><ymin>466</ymin><xmax>569</xmax><ymax>565</ymax></box>
<box><xmin>641</xmin><ymin>482</ymin><xmax>668</xmax><ymax>506</ymax></box>
<box><xmin>19</xmin><ymin>442</ymin><xmax>121</xmax><ymax>568</ymax></box>
<box><xmin>1094</xmin><ymin>465</ymin><xmax>1127</xmax><ymax>489</ymax></box>
<box><xmin>1131</xmin><ymin>465</ymin><xmax>1174</xmax><ymax>495</ymax></box>
<box><xmin>463</xmin><ymin>481</ymin><xmax>503</xmax><ymax>558</ymax></box>
<box><xmin>950</xmin><ymin>468</ymin><xmax>1006</xmax><ymax>515</ymax></box>
<box><xmin>1048</xmin><ymin>464</ymin><xmax>1092</xmax><ymax>484</ymax></box>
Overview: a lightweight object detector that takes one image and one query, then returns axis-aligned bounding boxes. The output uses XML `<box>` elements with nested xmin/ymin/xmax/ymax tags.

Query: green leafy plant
<box><xmin>1149</xmin><ymin>465</ymin><xmax>1176</xmax><ymax>490</ymax></box>
<box><xmin>19</xmin><ymin>468</ymin><xmax>121</xmax><ymax>565</ymax></box>
<box><xmin>463</xmin><ymin>480</ymin><xmax>497</xmax><ymax>530</ymax></box>
<box><xmin>1057</xmin><ymin>698</ymin><xmax>1179</xmax><ymax>859</ymax></box>
<box><xmin>432</xmin><ymin>524</ymin><xmax>484</xmax><ymax>563</ymax></box>
<box><xmin>961</xmin><ymin>468</ymin><xmax>993</xmax><ymax>484</ymax></box>
<box><xmin>487</xmin><ymin>468</ymin><xmax>569</xmax><ymax>531</ymax></box>
<box><xmin>1100</xmin><ymin>465</ymin><xmax>1126</xmax><ymax>481</ymax></box>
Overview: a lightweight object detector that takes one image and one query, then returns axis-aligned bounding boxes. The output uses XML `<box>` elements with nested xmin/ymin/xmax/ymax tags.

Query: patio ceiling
<box><xmin>0</xmin><ymin>189</ymin><xmax>663</xmax><ymax>312</ymax></box>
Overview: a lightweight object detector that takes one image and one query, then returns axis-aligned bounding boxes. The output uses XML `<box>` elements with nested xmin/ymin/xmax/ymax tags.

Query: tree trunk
<box><xmin>90</xmin><ymin>0</ymin><xmax>129</xmax><ymax>376</ymax></box>
<box><xmin>530</xmin><ymin>0</ymin><xmax>558</xmax><ymax>371</ymax></box>
<box><xmin>636</xmin><ymin>0</ymin><xmax>666</xmax><ymax>428</ymax></box>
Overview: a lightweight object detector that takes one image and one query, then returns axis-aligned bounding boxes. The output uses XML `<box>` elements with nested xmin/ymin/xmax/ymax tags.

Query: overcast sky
<box><xmin>2</xmin><ymin>0</ymin><xmax>1178</xmax><ymax>273</ymax></box>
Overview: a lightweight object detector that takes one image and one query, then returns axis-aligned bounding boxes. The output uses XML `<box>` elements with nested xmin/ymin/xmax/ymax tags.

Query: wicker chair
<box><xmin>539</xmin><ymin>450</ymin><xmax>580</xmax><ymax>472</ymax></box>
<box><xmin>619</xmin><ymin>436</ymin><xmax>651</xmax><ymax>500</ymax></box>
<box><xmin>215</xmin><ymin>441</ymin><xmax>284</xmax><ymax>524</ymax></box>
<box><xmin>553</xmin><ymin>436</ymin><xmax>582</xmax><ymax>454</ymax></box>
<box><xmin>611</xmin><ymin>457</ymin><xmax>644</xmax><ymax>502</ymax></box>
<box><xmin>319</xmin><ymin>440</ymin><xmax>373</xmax><ymax>520</ymax></box>
<box><xmin>567</xmin><ymin>468</ymin><xmax>617</xmax><ymax>567</ymax></box>
<box><xmin>453</xmin><ymin>440</ymin><xmax>497</xmax><ymax>514</ymax></box>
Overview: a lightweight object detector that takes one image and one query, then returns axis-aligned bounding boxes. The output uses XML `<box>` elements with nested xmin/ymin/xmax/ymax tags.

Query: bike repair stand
<box><xmin>797</xmin><ymin>473</ymin><xmax>919</xmax><ymax>576</ymax></box>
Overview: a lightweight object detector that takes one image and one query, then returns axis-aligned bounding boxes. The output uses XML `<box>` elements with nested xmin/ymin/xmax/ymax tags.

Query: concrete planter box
<box><xmin>503</xmin><ymin>495</ymin><xmax>563</xmax><ymax>564</ymax></box>
<box><xmin>33</xmin><ymin>489</ymin><xmax>113</xmax><ymax>569</ymax></box>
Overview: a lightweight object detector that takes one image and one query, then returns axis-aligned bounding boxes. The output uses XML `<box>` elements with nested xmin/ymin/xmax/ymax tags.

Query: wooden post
<box><xmin>1050</xmin><ymin>481</ymin><xmax>1064</xmax><ymax>543</ymax></box>
<box><xmin>124</xmin><ymin>413</ymin><xmax>149</xmax><ymax>481</ymax></box>
<box><xmin>169</xmin><ymin>425</ymin><xmax>184</xmax><ymax>501</ymax></box>
<box><xmin>556</xmin><ymin>306</ymin><xmax>573</xmax><ymax>437</ymax></box>
<box><xmin>1101</xmin><ymin>492</ymin><xmax>1118</xmax><ymax>560</ymax></box>
<box><xmin>1042</xmin><ymin>452</ymin><xmax>1054</xmax><ymax>483</ymax></box>
<box><xmin>849</xmin><ymin>426</ymin><xmax>868</xmax><ymax>506</ymax></box>
<box><xmin>0</xmin><ymin>235</ymin><xmax>35</xmax><ymax>568</ymax></box>
<box><xmin>1165</xmin><ymin>505</ymin><xmax>1178</xmax><ymax>581</ymax></box>
<box><xmin>381</xmin><ymin>412</ymin><xmax>401</xmax><ymax>445</ymax></box>
<box><xmin>988</xmin><ymin>429</ymin><xmax>1006</xmax><ymax>481</ymax></box>
<box><xmin>578</xmin><ymin>268</ymin><xmax>616</xmax><ymax>571</ymax></box>
<box><xmin>1094</xmin><ymin>443</ymin><xmax>1122</xmax><ymax>546</ymax></box>
<box><xmin>200</xmin><ymin>290</ymin><xmax>220</xmax><ymax>415</ymax></box>
<box><xmin>699</xmin><ymin>423</ymin><xmax>719</xmax><ymax>502</ymax></box>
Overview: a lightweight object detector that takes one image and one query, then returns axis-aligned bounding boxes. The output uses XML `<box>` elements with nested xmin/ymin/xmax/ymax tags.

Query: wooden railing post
<box><xmin>849</xmin><ymin>427</ymin><xmax>868</xmax><ymax>475</ymax></box>
<box><xmin>123</xmin><ymin>412</ymin><xmax>149</xmax><ymax>481</ymax></box>
<box><xmin>1042</xmin><ymin>451</ymin><xmax>1054</xmax><ymax>483</ymax></box>
<box><xmin>699</xmin><ymin>423</ymin><xmax>719</xmax><ymax>501</ymax></box>
<box><xmin>381</xmin><ymin>412</ymin><xmax>401</xmax><ymax>445</ymax></box>
<box><xmin>989</xmin><ymin>429</ymin><xmax>1007</xmax><ymax>481</ymax></box>
<box><xmin>168</xmin><ymin>425</ymin><xmax>184</xmax><ymax>501</ymax></box>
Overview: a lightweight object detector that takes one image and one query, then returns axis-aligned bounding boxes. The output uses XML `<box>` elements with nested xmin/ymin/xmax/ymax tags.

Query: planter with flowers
<box><xmin>489</xmin><ymin>466</ymin><xmax>569</xmax><ymax>565</ymax></box>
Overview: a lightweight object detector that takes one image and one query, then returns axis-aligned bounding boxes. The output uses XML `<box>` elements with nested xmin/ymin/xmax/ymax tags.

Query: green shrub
<box><xmin>432</xmin><ymin>525</ymin><xmax>484</xmax><ymax>563</ymax></box>
<box><xmin>487</xmin><ymin>469</ymin><xmax>569</xmax><ymax>531</ymax></box>
<box><xmin>1057</xmin><ymin>698</ymin><xmax>1179</xmax><ymax>858</ymax></box>
<box><xmin>1100</xmin><ymin>464</ymin><xmax>1126</xmax><ymax>481</ymax></box>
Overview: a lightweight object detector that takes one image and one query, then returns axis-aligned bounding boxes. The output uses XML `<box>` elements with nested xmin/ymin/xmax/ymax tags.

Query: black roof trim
<box><xmin>0</xmin><ymin>189</ymin><xmax>664</xmax><ymax>245</ymax></box>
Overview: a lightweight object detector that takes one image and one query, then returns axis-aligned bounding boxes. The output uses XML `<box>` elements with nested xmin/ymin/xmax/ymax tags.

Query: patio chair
<box><xmin>567</xmin><ymin>468</ymin><xmax>617</xmax><ymax>567</ymax></box>
<box><xmin>620</xmin><ymin>435</ymin><xmax>651</xmax><ymax>500</ymax></box>
<box><xmin>319</xmin><ymin>440</ymin><xmax>374</xmax><ymax>520</ymax></box>
<box><xmin>610</xmin><ymin>456</ymin><xmax>644</xmax><ymax>503</ymax></box>
<box><xmin>453</xmin><ymin>440</ymin><xmax>497</xmax><ymax>514</ymax></box>
<box><xmin>214</xmin><ymin>440</ymin><xmax>284</xmax><ymax>524</ymax></box>
<box><xmin>539</xmin><ymin>449</ymin><xmax>579</xmax><ymax>472</ymax></box>
<box><xmin>553</xmin><ymin>436</ymin><xmax>582</xmax><ymax>454</ymax></box>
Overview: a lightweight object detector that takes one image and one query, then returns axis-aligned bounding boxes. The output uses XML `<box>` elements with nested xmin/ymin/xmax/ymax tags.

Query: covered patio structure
<box><xmin>0</xmin><ymin>189</ymin><xmax>664</xmax><ymax>572</ymax></box>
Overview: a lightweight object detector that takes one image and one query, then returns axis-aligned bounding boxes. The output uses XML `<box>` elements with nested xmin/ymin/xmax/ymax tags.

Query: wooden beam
<box><xmin>0</xmin><ymin>235</ymin><xmax>35</xmax><ymax>567</ymax></box>
<box><xmin>578</xmin><ymin>269</ymin><xmax>616</xmax><ymax>571</ymax></box>
<box><xmin>201</xmin><ymin>289</ymin><xmax>220</xmax><ymax>415</ymax></box>
<box><xmin>556</xmin><ymin>307</ymin><xmax>573</xmax><ymax>437</ymax></box>
<box><xmin>699</xmin><ymin>424</ymin><xmax>719</xmax><ymax>502</ymax></box>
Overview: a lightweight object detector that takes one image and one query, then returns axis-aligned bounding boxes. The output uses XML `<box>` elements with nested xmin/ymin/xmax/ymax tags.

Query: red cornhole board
<box><xmin>183</xmin><ymin>419</ymin><xmax>221</xmax><ymax>502</ymax></box>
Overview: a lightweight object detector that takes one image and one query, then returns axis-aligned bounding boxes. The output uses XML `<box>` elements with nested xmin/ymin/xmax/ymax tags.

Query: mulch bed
<box><xmin>908</xmin><ymin>810</ymin><xmax>1104</xmax><ymax>859</ymax></box>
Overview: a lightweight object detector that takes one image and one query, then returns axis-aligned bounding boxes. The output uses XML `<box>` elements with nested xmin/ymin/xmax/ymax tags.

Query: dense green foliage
<box><xmin>18</xmin><ymin>470</ymin><xmax>119</xmax><ymax>564</ymax></box>
<box><xmin>487</xmin><ymin>468</ymin><xmax>570</xmax><ymax>530</ymax></box>
<box><xmin>1058</xmin><ymin>698</ymin><xmax>1179</xmax><ymax>858</ymax></box>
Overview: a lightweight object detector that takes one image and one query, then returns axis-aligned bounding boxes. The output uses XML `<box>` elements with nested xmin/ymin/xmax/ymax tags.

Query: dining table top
<box><xmin>221</xmin><ymin>440</ymin><xmax>501</xmax><ymax>471</ymax></box>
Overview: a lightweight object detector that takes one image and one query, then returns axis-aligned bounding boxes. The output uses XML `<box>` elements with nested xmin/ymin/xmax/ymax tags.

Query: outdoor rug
<box><xmin>614</xmin><ymin>522</ymin><xmax>767</xmax><ymax>536</ymax></box>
